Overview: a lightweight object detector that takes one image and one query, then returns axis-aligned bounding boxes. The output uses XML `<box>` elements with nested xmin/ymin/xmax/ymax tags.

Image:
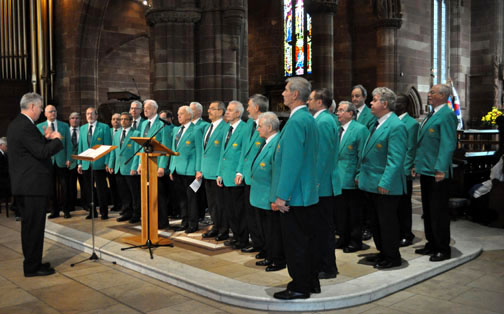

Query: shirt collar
<box><xmin>313</xmin><ymin>108</ymin><xmax>326</xmax><ymax>119</ymax></box>
<box><xmin>147</xmin><ymin>114</ymin><xmax>158</xmax><ymax>124</ymax></box>
<box><xmin>22</xmin><ymin>113</ymin><xmax>34</xmax><ymax>124</ymax></box>
<box><xmin>398</xmin><ymin>112</ymin><xmax>407</xmax><ymax>120</ymax></box>
<box><xmin>290</xmin><ymin>105</ymin><xmax>307</xmax><ymax>117</ymax></box>
<box><xmin>212</xmin><ymin>118</ymin><xmax>223</xmax><ymax>127</ymax></box>
<box><xmin>230</xmin><ymin>119</ymin><xmax>241</xmax><ymax>129</ymax></box>
<box><xmin>342</xmin><ymin>119</ymin><xmax>352</xmax><ymax>130</ymax></box>
<box><xmin>377</xmin><ymin>111</ymin><xmax>393</xmax><ymax>126</ymax></box>
<box><xmin>433</xmin><ymin>104</ymin><xmax>446</xmax><ymax>114</ymax></box>
<box><xmin>265</xmin><ymin>132</ymin><xmax>278</xmax><ymax>144</ymax></box>
<box><xmin>192</xmin><ymin>118</ymin><xmax>201</xmax><ymax>125</ymax></box>
<box><xmin>182</xmin><ymin>121</ymin><xmax>192</xmax><ymax>129</ymax></box>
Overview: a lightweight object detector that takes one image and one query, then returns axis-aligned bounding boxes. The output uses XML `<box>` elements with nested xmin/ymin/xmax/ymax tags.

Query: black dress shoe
<box><xmin>232</xmin><ymin>242</ymin><xmax>248</xmax><ymax>250</ymax></box>
<box><xmin>158</xmin><ymin>223</ymin><xmax>169</xmax><ymax>229</ymax></box>
<box><xmin>101</xmin><ymin>214</ymin><xmax>109</xmax><ymax>220</ymax></box>
<box><xmin>185</xmin><ymin>227</ymin><xmax>198</xmax><ymax>234</ymax></box>
<box><xmin>25</xmin><ymin>267</ymin><xmax>55</xmax><ymax>277</ymax></box>
<box><xmin>215</xmin><ymin>233</ymin><xmax>229</xmax><ymax>241</ymax></box>
<box><xmin>266</xmin><ymin>263</ymin><xmax>286</xmax><ymax>272</ymax></box>
<box><xmin>256</xmin><ymin>259</ymin><xmax>272</xmax><ymax>266</ymax></box>
<box><xmin>343</xmin><ymin>244</ymin><xmax>362</xmax><ymax>253</ymax></box>
<box><xmin>48</xmin><ymin>213</ymin><xmax>60</xmax><ymax>219</ymax></box>
<box><xmin>429</xmin><ymin>252</ymin><xmax>451</xmax><ymax>262</ymax></box>
<box><xmin>41</xmin><ymin>262</ymin><xmax>51</xmax><ymax>269</ymax></box>
<box><xmin>110</xmin><ymin>207</ymin><xmax>121</xmax><ymax>212</ymax></box>
<box><xmin>85</xmin><ymin>212</ymin><xmax>98</xmax><ymax>219</ymax></box>
<box><xmin>63</xmin><ymin>212</ymin><xmax>72</xmax><ymax>219</ymax></box>
<box><xmin>400</xmin><ymin>238</ymin><xmax>413</xmax><ymax>247</ymax></box>
<box><xmin>202</xmin><ymin>229</ymin><xmax>219</xmax><ymax>238</ymax></box>
<box><xmin>374</xmin><ymin>259</ymin><xmax>402</xmax><ymax>269</ymax></box>
<box><xmin>224</xmin><ymin>239</ymin><xmax>237</xmax><ymax>246</ymax></box>
<box><xmin>241</xmin><ymin>245</ymin><xmax>260</xmax><ymax>253</ymax></box>
<box><xmin>255</xmin><ymin>252</ymin><xmax>266</xmax><ymax>259</ymax></box>
<box><xmin>311</xmin><ymin>286</ymin><xmax>321</xmax><ymax>294</ymax></box>
<box><xmin>334</xmin><ymin>239</ymin><xmax>346</xmax><ymax>249</ymax></box>
<box><xmin>362</xmin><ymin>229</ymin><xmax>372</xmax><ymax>241</ymax></box>
<box><xmin>318</xmin><ymin>271</ymin><xmax>337</xmax><ymax>279</ymax></box>
<box><xmin>415</xmin><ymin>246</ymin><xmax>435</xmax><ymax>255</ymax></box>
<box><xmin>365</xmin><ymin>254</ymin><xmax>385</xmax><ymax>264</ymax></box>
<box><xmin>273</xmin><ymin>289</ymin><xmax>310</xmax><ymax>300</ymax></box>
<box><xmin>129</xmin><ymin>216</ymin><xmax>141</xmax><ymax>224</ymax></box>
<box><xmin>116</xmin><ymin>215</ymin><xmax>132</xmax><ymax>222</ymax></box>
<box><xmin>172</xmin><ymin>225</ymin><xmax>188</xmax><ymax>232</ymax></box>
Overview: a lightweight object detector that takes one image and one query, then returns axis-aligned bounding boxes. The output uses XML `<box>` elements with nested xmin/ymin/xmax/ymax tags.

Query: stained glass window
<box><xmin>284</xmin><ymin>0</ymin><xmax>312</xmax><ymax>77</ymax></box>
<box><xmin>432</xmin><ymin>0</ymin><xmax>448</xmax><ymax>85</ymax></box>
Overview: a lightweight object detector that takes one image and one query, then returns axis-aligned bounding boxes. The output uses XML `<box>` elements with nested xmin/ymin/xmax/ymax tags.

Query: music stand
<box><xmin>121</xmin><ymin>137</ymin><xmax>178</xmax><ymax>259</ymax></box>
<box><xmin>70</xmin><ymin>145</ymin><xmax>117</xmax><ymax>267</ymax></box>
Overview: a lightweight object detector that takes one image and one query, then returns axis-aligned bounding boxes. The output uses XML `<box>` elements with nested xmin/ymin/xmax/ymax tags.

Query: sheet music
<box><xmin>79</xmin><ymin>145</ymin><xmax>113</xmax><ymax>158</ymax></box>
<box><xmin>190</xmin><ymin>178</ymin><xmax>202</xmax><ymax>193</ymax></box>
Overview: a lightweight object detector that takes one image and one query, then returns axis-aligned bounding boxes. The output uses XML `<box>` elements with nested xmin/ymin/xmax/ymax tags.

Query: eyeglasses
<box><xmin>120</xmin><ymin>118</ymin><xmax>131</xmax><ymax>121</ymax></box>
<box><xmin>46</xmin><ymin>110</ymin><xmax>56</xmax><ymax>113</ymax></box>
<box><xmin>130</xmin><ymin>107</ymin><xmax>142</xmax><ymax>110</ymax></box>
<box><xmin>336</xmin><ymin>109</ymin><xmax>349</xmax><ymax>113</ymax></box>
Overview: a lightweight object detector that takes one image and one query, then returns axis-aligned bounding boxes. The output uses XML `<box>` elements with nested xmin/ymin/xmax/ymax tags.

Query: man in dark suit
<box><xmin>108</xmin><ymin>113</ymin><xmax>122</xmax><ymax>213</ymax></box>
<box><xmin>0</xmin><ymin>137</ymin><xmax>10</xmax><ymax>214</ymax></box>
<box><xmin>8</xmin><ymin>92</ymin><xmax>63</xmax><ymax>277</ymax></box>
<box><xmin>413</xmin><ymin>84</ymin><xmax>458</xmax><ymax>262</ymax></box>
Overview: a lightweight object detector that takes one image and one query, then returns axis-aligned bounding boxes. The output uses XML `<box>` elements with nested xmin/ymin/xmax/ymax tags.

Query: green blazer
<box><xmin>315</xmin><ymin>110</ymin><xmax>340</xmax><ymax>197</ymax></box>
<box><xmin>197</xmin><ymin>120</ymin><xmax>228</xmax><ymax>180</ymax></box>
<box><xmin>237</xmin><ymin>119</ymin><xmax>264</xmax><ymax>185</ymax></box>
<box><xmin>78</xmin><ymin>122</ymin><xmax>112</xmax><ymax>170</ymax></box>
<box><xmin>131</xmin><ymin>117</ymin><xmax>145</xmax><ymax>131</ymax></box>
<box><xmin>415</xmin><ymin>105</ymin><xmax>458</xmax><ymax>177</ymax></box>
<box><xmin>270</xmin><ymin>106</ymin><xmax>319</xmax><ymax>206</ymax></box>
<box><xmin>36</xmin><ymin>120</ymin><xmax>72</xmax><ymax>168</ymax></box>
<box><xmin>400</xmin><ymin>113</ymin><xmax>419</xmax><ymax>177</ymax></box>
<box><xmin>250</xmin><ymin>134</ymin><xmax>280</xmax><ymax>210</ymax></box>
<box><xmin>169</xmin><ymin>123</ymin><xmax>201</xmax><ymax>176</ymax></box>
<box><xmin>216</xmin><ymin>120</ymin><xmax>248</xmax><ymax>187</ymax></box>
<box><xmin>357</xmin><ymin>105</ymin><xmax>377</xmax><ymax>130</ymax></box>
<box><xmin>337</xmin><ymin>120</ymin><xmax>369</xmax><ymax>189</ymax></box>
<box><xmin>193</xmin><ymin>119</ymin><xmax>210</xmax><ymax>135</ymax></box>
<box><xmin>108</xmin><ymin>128</ymin><xmax>140</xmax><ymax>175</ymax></box>
<box><xmin>357</xmin><ymin>113</ymin><xmax>407</xmax><ymax>195</ymax></box>
<box><xmin>135</xmin><ymin>116</ymin><xmax>169</xmax><ymax>169</ymax></box>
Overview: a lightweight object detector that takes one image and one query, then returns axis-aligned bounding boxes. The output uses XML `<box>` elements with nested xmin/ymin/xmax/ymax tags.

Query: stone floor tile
<box><xmin>0</xmin><ymin>286</ymin><xmax>38</xmax><ymax>308</ymax></box>
<box><xmin>0</xmin><ymin>300</ymin><xmax>60</xmax><ymax>314</ymax></box>
<box><xmin>70</xmin><ymin>268</ymin><xmax>142</xmax><ymax>291</ymax></box>
<box><xmin>361</xmin><ymin>305</ymin><xmax>410</xmax><ymax>314</ymax></box>
<box><xmin>318</xmin><ymin>303</ymin><xmax>375</xmax><ymax>314</ymax></box>
<box><xmin>450</xmin><ymin>288</ymin><xmax>504</xmax><ymax>313</ymax></box>
<box><xmin>404</xmin><ymin>277</ymin><xmax>472</xmax><ymax>300</ymax></box>
<box><xmin>375</xmin><ymin>290</ymin><xmax>415</xmax><ymax>307</ymax></box>
<box><xmin>391</xmin><ymin>294</ymin><xmax>498</xmax><ymax>314</ymax></box>
<box><xmin>148</xmin><ymin>299</ymin><xmax>225</xmax><ymax>314</ymax></box>
<box><xmin>10</xmin><ymin>272</ymin><xmax>74</xmax><ymax>291</ymax></box>
<box><xmin>467</xmin><ymin>274</ymin><xmax>504</xmax><ymax>292</ymax></box>
<box><xmin>0</xmin><ymin>245</ymin><xmax>22</xmax><ymax>261</ymax></box>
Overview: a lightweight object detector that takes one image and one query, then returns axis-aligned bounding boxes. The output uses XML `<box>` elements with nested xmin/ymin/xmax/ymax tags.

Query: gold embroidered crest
<box><xmin>232</xmin><ymin>143</ymin><xmax>238</xmax><ymax>147</ymax></box>
<box><xmin>429</xmin><ymin>128</ymin><xmax>435</xmax><ymax>133</ymax></box>
<box><xmin>376</xmin><ymin>143</ymin><xmax>383</xmax><ymax>149</ymax></box>
<box><xmin>214</xmin><ymin>140</ymin><xmax>220</xmax><ymax>145</ymax></box>
<box><xmin>97</xmin><ymin>137</ymin><xmax>102</xmax><ymax>141</ymax></box>
<box><xmin>348</xmin><ymin>145</ymin><xmax>353</xmax><ymax>150</ymax></box>
<box><xmin>127</xmin><ymin>144</ymin><xmax>132</xmax><ymax>147</ymax></box>
<box><xmin>255</xmin><ymin>141</ymin><xmax>261</xmax><ymax>146</ymax></box>
<box><xmin>260</xmin><ymin>162</ymin><xmax>266</xmax><ymax>168</ymax></box>
<box><xmin>185</xmin><ymin>141</ymin><xmax>191</xmax><ymax>145</ymax></box>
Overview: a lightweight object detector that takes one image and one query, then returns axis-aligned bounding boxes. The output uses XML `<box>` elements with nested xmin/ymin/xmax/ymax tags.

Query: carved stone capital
<box><xmin>145</xmin><ymin>8</ymin><xmax>201</xmax><ymax>26</ymax></box>
<box><xmin>306</xmin><ymin>0</ymin><xmax>339</xmax><ymax>14</ymax></box>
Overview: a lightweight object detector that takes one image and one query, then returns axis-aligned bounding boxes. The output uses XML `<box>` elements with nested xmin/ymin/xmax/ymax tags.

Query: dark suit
<box><xmin>8</xmin><ymin>114</ymin><xmax>63</xmax><ymax>275</ymax></box>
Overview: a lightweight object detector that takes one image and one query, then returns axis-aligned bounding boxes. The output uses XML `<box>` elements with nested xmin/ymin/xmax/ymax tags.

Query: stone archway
<box><xmin>405</xmin><ymin>85</ymin><xmax>422</xmax><ymax>118</ymax></box>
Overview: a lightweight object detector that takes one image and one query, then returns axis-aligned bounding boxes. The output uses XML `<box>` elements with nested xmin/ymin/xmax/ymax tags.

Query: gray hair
<box><xmin>352</xmin><ymin>84</ymin><xmax>368</xmax><ymax>99</ymax></box>
<box><xmin>143</xmin><ymin>99</ymin><xmax>158</xmax><ymax>110</ymax></box>
<box><xmin>249</xmin><ymin>94</ymin><xmax>269</xmax><ymax>112</ymax></box>
<box><xmin>111</xmin><ymin>113</ymin><xmax>121</xmax><ymax>118</ymax></box>
<box><xmin>286</xmin><ymin>77</ymin><xmax>311</xmax><ymax>102</ymax></box>
<box><xmin>131</xmin><ymin>100</ymin><xmax>143</xmax><ymax>109</ymax></box>
<box><xmin>436</xmin><ymin>84</ymin><xmax>451</xmax><ymax>100</ymax></box>
<box><xmin>179</xmin><ymin>105</ymin><xmax>194</xmax><ymax>120</ymax></box>
<box><xmin>312</xmin><ymin>88</ymin><xmax>333</xmax><ymax>108</ymax></box>
<box><xmin>229</xmin><ymin>100</ymin><xmax>244</xmax><ymax>118</ymax></box>
<box><xmin>258</xmin><ymin>112</ymin><xmax>280</xmax><ymax>132</ymax></box>
<box><xmin>120</xmin><ymin>112</ymin><xmax>133</xmax><ymax>120</ymax></box>
<box><xmin>189</xmin><ymin>102</ymin><xmax>203</xmax><ymax>113</ymax></box>
<box><xmin>372</xmin><ymin>87</ymin><xmax>397</xmax><ymax>111</ymax></box>
<box><xmin>0</xmin><ymin>137</ymin><xmax>6</xmax><ymax>146</ymax></box>
<box><xmin>69</xmin><ymin>112</ymin><xmax>80</xmax><ymax>119</ymax></box>
<box><xmin>20</xmin><ymin>92</ymin><xmax>42</xmax><ymax>110</ymax></box>
<box><xmin>212</xmin><ymin>101</ymin><xmax>226</xmax><ymax>112</ymax></box>
<box><xmin>338</xmin><ymin>101</ymin><xmax>357</xmax><ymax>118</ymax></box>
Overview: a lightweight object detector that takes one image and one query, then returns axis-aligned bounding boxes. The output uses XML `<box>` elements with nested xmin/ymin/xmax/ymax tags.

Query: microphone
<box><xmin>159</xmin><ymin>118</ymin><xmax>172</xmax><ymax>125</ymax></box>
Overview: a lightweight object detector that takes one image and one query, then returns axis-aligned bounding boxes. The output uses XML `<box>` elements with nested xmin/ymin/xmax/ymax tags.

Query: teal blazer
<box><xmin>197</xmin><ymin>120</ymin><xmax>228</xmax><ymax>180</ymax></box>
<box><xmin>270</xmin><ymin>107</ymin><xmax>319</xmax><ymax>206</ymax></box>
<box><xmin>108</xmin><ymin>128</ymin><xmax>140</xmax><ymax>175</ymax></box>
<box><xmin>415</xmin><ymin>105</ymin><xmax>457</xmax><ymax>177</ymax></box>
<box><xmin>169</xmin><ymin>123</ymin><xmax>201</xmax><ymax>176</ymax></box>
<box><xmin>357</xmin><ymin>105</ymin><xmax>377</xmax><ymax>130</ymax></box>
<box><xmin>250</xmin><ymin>134</ymin><xmax>280</xmax><ymax>210</ymax></box>
<box><xmin>135</xmin><ymin>116</ymin><xmax>169</xmax><ymax>169</ymax></box>
<box><xmin>78</xmin><ymin>122</ymin><xmax>112</xmax><ymax>170</ymax></box>
<box><xmin>217</xmin><ymin>121</ymin><xmax>248</xmax><ymax>187</ymax></box>
<box><xmin>237</xmin><ymin>119</ymin><xmax>264</xmax><ymax>185</ymax></box>
<box><xmin>131</xmin><ymin>117</ymin><xmax>145</xmax><ymax>131</ymax></box>
<box><xmin>357</xmin><ymin>113</ymin><xmax>407</xmax><ymax>195</ymax></box>
<box><xmin>337</xmin><ymin>120</ymin><xmax>369</xmax><ymax>189</ymax></box>
<box><xmin>193</xmin><ymin>119</ymin><xmax>210</xmax><ymax>135</ymax></box>
<box><xmin>400</xmin><ymin>113</ymin><xmax>419</xmax><ymax>177</ymax></box>
<box><xmin>37</xmin><ymin>120</ymin><xmax>72</xmax><ymax>168</ymax></box>
<box><xmin>315</xmin><ymin>110</ymin><xmax>340</xmax><ymax>197</ymax></box>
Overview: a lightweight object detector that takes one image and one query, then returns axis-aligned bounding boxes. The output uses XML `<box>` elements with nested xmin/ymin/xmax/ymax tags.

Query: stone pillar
<box><xmin>146</xmin><ymin>1</ymin><xmax>201</xmax><ymax>111</ymax></box>
<box><xmin>374</xmin><ymin>0</ymin><xmax>402</xmax><ymax>90</ymax></box>
<box><xmin>307</xmin><ymin>0</ymin><xmax>338</xmax><ymax>93</ymax></box>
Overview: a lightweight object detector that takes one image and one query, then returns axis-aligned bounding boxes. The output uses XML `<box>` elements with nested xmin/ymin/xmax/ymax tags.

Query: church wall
<box><xmin>333</xmin><ymin>0</ymin><xmax>353</xmax><ymax>103</ymax></box>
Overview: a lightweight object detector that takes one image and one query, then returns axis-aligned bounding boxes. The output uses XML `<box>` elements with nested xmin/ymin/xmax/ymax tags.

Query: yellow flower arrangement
<box><xmin>481</xmin><ymin>107</ymin><xmax>503</xmax><ymax>128</ymax></box>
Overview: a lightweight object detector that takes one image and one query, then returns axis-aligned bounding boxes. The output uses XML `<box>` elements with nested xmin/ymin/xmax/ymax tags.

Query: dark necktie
<box><xmin>225</xmin><ymin>126</ymin><xmax>234</xmax><ymax>148</ymax></box>
<box><xmin>339</xmin><ymin>126</ymin><xmax>344</xmax><ymax>141</ymax></box>
<box><xmin>51</xmin><ymin>122</ymin><xmax>55</xmax><ymax>131</ymax></box>
<box><xmin>87</xmin><ymin>125</ymin><xmax>93</xmax><ymax>146</ymax></box>
<box><xmin>421</xmin><ymin>110</ymin><xmax>434</xmax><ymax>128</ymax></box>
<box><xmin>120</xmin><ymin>129</ymin><xmax>126</xmax><ymax>148</ymax></box>
<box><xmin>175</xmin><ymin>125</ymin><xmax>185</xmax><ymax>149</ymax></box>
<box><xmin>133</xmin><ymin>120</ymin><xmax>137</xmax><ymax>130</ymax></box>
<box><xmin>250</xmin><ymin>121</ymin><xmax>256</xmax><ymax>139</ymax></box>
<box><xmin>204</xmin><ymin>124</ymin><xmax>213</xmax><ymax>148</ymax></box>
<box><xmin>143</xmin><ymin>121</ymin><xmax>151</xmax><ymax>137</ymax></box>
<box><xmin>72</xmin><ymin>128</ymin><xmax>78</xmax><ymax>147</ymax></box>
<box><xmin>251</xmin><ymin>140</ymin><xmax>266</xmax><ymax>168</ymax></box>
<box><xmin>366</xmin><ymin>121</ymin><xmax>380</xmax><ymax>146</ymax></box>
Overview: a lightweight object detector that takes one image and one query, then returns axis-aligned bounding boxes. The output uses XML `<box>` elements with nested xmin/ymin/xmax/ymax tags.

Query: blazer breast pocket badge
<box><xmin>255</xmin><ymin>141</ymin><xmax>261</xmax><ymax>147</ymax></box>
<box><xmin>428</xmin><ymin>128</ymin><xmax>435</xmax><ymax>134</ymax></box>
<box><xmin>232</xmin><ymin>143</ymin><xmax>238</xmax><ymax>148</ymax></box>
<box><xmin>97</xmin><ymin>137</ymin><xmax>102</xmax><ymax>141</ymax></box>
<box><xmin>260</xmin><ymin>162</ymin><xmax>266</xmax><ymax>169</ymax></box>
<box><xmin>376</xmin><ymin>143</ymin><xmax>383</xmax><ymax>149</ymax></box>
<box><xmin>347</xmin><ymin>144</ymin><xmax>353</xmax><ymax>150</ymax></box>
<box><xmin>185</xmin><ymin>140</ymin><xmax>191</xmax><ymax>146</ymax></box>
<box><xmin>214</xmin><ymin>140</ymin><xmax>220</xmax><ymax>146</ymax></box>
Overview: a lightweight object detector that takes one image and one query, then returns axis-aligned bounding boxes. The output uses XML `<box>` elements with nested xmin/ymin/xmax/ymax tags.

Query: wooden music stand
<box><xmin>122</xmin><ymin>137</ymin><xmax>179</xmax><ymax>256</ymax></box>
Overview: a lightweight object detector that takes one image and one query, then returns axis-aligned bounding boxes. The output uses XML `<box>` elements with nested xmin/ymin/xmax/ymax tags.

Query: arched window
<box><xmin>432</xmin><ymin>0</ymin><xmax>449</xmax><ymax>85</ymax></box>
<box><xmin>284</xmin><ymin>0</ymin><xmax>312</xmax><ymax>77</ymax></box>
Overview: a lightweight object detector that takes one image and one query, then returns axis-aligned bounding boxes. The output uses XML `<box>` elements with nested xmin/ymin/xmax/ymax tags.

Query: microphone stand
<box><xmin>122</xmin><ymin>121</ymin><xmax>173</xmax><ymax>259</ymax></box>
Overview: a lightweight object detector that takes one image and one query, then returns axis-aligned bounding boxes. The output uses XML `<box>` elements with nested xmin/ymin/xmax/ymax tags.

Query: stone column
<box><xmin>146</xmin><ymin>1</ymin><xmax>201</xmax><ymax>111</ymax></box>
<box><xmin>307</xmin><ymin>0</ymin><xmax>338</xmax><ymax>93</ymax></box>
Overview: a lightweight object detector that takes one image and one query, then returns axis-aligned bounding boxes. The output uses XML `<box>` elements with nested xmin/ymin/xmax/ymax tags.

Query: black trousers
<box><xmin>51</xmin><ymin>165</ymin><xmax>69</xmax><ymax>214</ymax></box>
<box><xmin>116</xmin><ymin>174</ymin><xmax>140</xmax><ymax>219</ymax></box>
<box><xmin>82</xmin><ymin>169</ymin><xmax>109</xmax><ymax>215</ymax></box>
<box><xmin>205</xmin><ymin>179</ymin><xmax>227</xmax><ymax>234</ymax></box>
<box><xmin>261</xmin><ymin>209</ymin><xmax>285</xmax><ymax>264</ymax></box>
<box><xmin>245</xmin><ymin>185</ymin><xmax>265</xmax><ymax>249</ymax></box>
<box><xmin>67</xmin><ymin>168</ymin><xmax>84</xmax><ymax>211</ymax></box>
<box><xmin>279</xmin><ymin>204</ymin><xmax>320</xmax><ymax>294</ymax></box>
<box><xmin>197</xmin><ymin>180</ymin><xmax>207</xmax><ymax>219</ymax></box>
<box><xmin>107</xmin><ymin>172</ymin><xmax>121</xmax><ymax>210</ymax></box>
<box><xmin>334</xmin><ymin>189</ymin><xmax>364</xmax><ymax>247</ymax></box>
<box><xmin>318</xmin><ymin>196</ymin><xmax>338</xmax><ymax>274</ymax></box>
<box><xmin>420</xmin><ymin>175</ymin><xmax>451</xmax><ymax>255</ymax></box>
<box><xmin>172</xmin><ymin>172</ymin><xmax>199</xmax><ymax>229</ymax></box>
<box><xmin>398</xmin><ymin>177</ymin><xmax>415</xmax><ymax>240</ymax></box>
<box><xmin>366</xmin><ymin>192</ymin><xmax>401</xmax><ymax>263</ymax></box>
<box><xmin>222</xmin><ymin>186</ymin><xmax>247</xmax><ymax>244</ymax></box>
<box><xmin>18</xmin><ymin>195</ymin><xmax>47</xmax><ymax>274</ymax></box>
<box><xmin>157</xmin><ymin>174</ymin><xmax>170</xmax><ymax>227</ymax></box>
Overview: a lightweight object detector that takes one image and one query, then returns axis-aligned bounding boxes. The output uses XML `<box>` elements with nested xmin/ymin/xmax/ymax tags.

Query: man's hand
<box><xmin>48</xmin><ymin>131</ymin><xmax>62</xmax><ymax>140</ymax></box>
<box><xmin>158</xmin><ymin>168</ymin><xmax>164</xmax><ymax>177</ymax></box>
<box><xmin>169</xmin><ymin>173</ymin><xmax>174</xmax><ymax>181</ymax></box>
<box><xmin>273</xmin><ymin>198</ymin><xmax>289</xmax><ymax>213</ymax></box>
<box><xmin>196</xmin><ymin>171</ymin><xmax>203</xmax><ymax>181</ymax></box>
<box><xmin>434</xmin><ymin>171</ymin><xmax>445</xmax><ymax>182</ymax></box>
<box><xmin>137</xmin><ymin>165</ymin><xmax>141</xmax><ymax>175</ymax></box>
<box><xmin>411</xmin><ymin>167</ymin><xmax>416</xmax><ymax>177</ymax></box>
<box><xmin>77</xmin><ymin>165</ymin><xmax>83</xmax><ymax>174</ymax></box>
<box><xmin>378</xmin><ymin>187</ymin><xmax>389</xmax><ymax>195</ymax></box>
<box><xmin>235</xmin><ymin>174</ymin><xmax>243</xmax><ymax>185</ymax></box>
<box><xmin>216</xmin><ymin>176</ymin><xmax>223</xmax><ymax>187</ymax></box>
<box><xmin>66</xmin><ymin>160</ymin><xmax>71</xmax><ymax>168</ymax></box>
<box><xmin>130</xmin><ymin>170</ymin><xmax>137</xmax><ymax>176</ymax></box>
